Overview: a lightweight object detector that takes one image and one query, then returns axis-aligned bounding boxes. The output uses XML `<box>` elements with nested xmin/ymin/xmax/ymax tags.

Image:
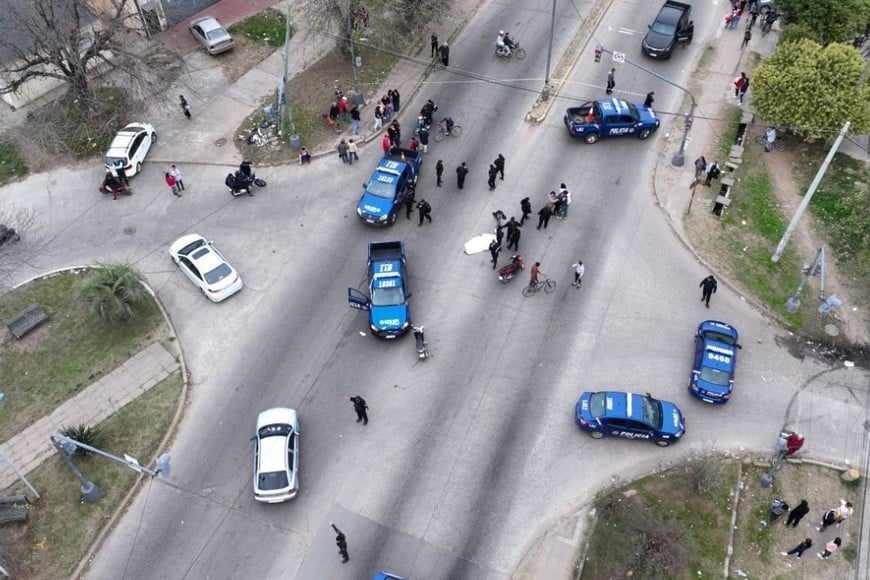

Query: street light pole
<box><xmin>50</xmin><ymin>433</ymin><xmax>171</xmax><ymax>479</ymax></box>
<box><xmin>542</xmin><ymin>0</ymin><xmax>557</xmax><ymax>101</ymax></box>
<box><xmin>49</xmin><ymin>436</ymin><xmax>102</xmax><ymax>503</ymax></box>
<box><xmin>0</xmin><ymin>393</ymin><xmax>40</xmax><ymax>499</ymax></box>
<box><xmin>596</xmin><ymin>46</ymin><xmax>696</xmax><ymax>166</ymax></box>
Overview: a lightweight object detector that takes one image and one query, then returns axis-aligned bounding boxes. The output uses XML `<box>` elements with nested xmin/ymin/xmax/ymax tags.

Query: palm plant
<box><xmin>80</xmin><ymin>262</ymin><xmax>149</xmax><ymax>324</ymax></box>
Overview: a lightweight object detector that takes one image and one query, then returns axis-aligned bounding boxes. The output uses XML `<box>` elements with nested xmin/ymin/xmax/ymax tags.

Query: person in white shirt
<box><xmin>571</xmin><ymin>261</ymin><xmax>585</xmax><ymax>287</ymax></box>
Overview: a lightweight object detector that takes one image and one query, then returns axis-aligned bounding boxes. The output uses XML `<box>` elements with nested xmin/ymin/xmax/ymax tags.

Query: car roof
<box><xmin>596</xmin><ymin>391</ymin><xmax>643</xmax><ymax>421</ymax></box>
<box><xmin>190</xmin><ymin>16</ymin><xmax>224</xmax><ymax>32</ymax></box>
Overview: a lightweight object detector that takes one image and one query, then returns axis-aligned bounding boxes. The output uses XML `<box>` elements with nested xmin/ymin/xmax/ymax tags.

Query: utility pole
<box><xmin>542</xmin><ymin>0</ymin><xmax>557</xmax><ymax>101</ymax></box>
<box><xmin>772</xmin><ymin>121</ymin><xmax>850</xmax><ymax>262</ymax></box>
<box><xmin>347</xmin><ymin>0</ymin><xmax>360</xmax><ymax>96</ymax></box>
<box><xmin>280</xmin><ymin>4</ymin><xmax>300</xmax><ymax>148</ymax></box>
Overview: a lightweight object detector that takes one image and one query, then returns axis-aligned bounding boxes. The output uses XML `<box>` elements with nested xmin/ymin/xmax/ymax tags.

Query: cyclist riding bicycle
<box><xmin>439</xmin><ymin>117</ymin><xmax>455</xmax><ymax>133</ymax></box>
<box><xmin>529</xmin><ymin>261</ymin><xmax>542</xmax><ymax>287</ymax></box>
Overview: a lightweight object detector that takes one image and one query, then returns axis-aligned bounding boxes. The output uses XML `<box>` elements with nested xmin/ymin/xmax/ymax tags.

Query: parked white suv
<box><xmin>105</xmin><ymin>123</ymin><xmax>156</xmax><ymax>177</ymax></box>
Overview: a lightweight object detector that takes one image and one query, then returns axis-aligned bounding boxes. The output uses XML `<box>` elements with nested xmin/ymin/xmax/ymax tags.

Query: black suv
<box><xmin>642</xmin><ymin>0</ymin><xmax>694</xmax><ymax>59</ymax></box>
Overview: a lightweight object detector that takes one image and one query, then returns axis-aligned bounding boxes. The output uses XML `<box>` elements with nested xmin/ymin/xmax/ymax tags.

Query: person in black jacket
<box><xmin>520</xmin><ymin>197</ymin><xmax>532</xmax><ymax>224</ymax></box>
<box><xmin>417</xmin><ymin>199</ymin><xmax>432</xmax><ymax>225</ymax></box>
<box><xmin>456</xmin><ymin>162</ymin><xmax>468</xmax><ymax>189</ymax></box>
<box><xmin>786</xmin><ymin>500</ymin><xmax>810</xmax><ymax>528</ymax></box>
<box><xmin>700</xmin><ymin>275</ymin><xmax>718</xmax><ymax>307</ymax></box>
<box><xmin>330</xmin><ymin>522</ymin><xmax>349</xmax><ymax>563</ymax></box>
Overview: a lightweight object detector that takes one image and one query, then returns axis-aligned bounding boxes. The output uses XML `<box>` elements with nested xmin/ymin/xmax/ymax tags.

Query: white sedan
<box><xmin>168</xmin><ymin>234</ymin><xmax>243</xmax><ymax>302</ymax></box>
<box><xmin>253</xmin><ymin>408</ymin><xmax>300</xmax><ymax>503</ymax></box>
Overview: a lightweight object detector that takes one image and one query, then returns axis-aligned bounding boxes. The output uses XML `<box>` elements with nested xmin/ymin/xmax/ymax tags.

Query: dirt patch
<box><xmin>216</xmin><ymin>36</ymin><xmax>277</xmax><ymax>85</ymax></box>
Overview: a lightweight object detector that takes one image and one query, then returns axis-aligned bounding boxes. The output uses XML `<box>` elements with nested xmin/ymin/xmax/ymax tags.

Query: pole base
<box><xmin>81</xmin><ymin>480</ymin><xmax>102</xmax><ymax>503</ymax></box>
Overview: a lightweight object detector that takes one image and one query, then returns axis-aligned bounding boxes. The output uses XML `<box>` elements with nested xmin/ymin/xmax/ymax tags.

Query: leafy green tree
<box><xmin>776</xmin><ymin>0</ymin><xmax>870</xmax><ymax>45</ymax></box>
<box><xmin>751</xmin><ymin>39</ymin><xmax>870</xmax><ymax>141</ymax></box>
<box><xmin>80</xmin><ymin>262</ymin><xmax>149</xmax><ymax>324</ymax></box>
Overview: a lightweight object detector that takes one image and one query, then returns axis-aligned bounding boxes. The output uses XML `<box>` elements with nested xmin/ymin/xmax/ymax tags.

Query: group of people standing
<box><xmin>779</xmin><ymin>497</ymin><xmax>853</xmax><ymax>561</ymax></box>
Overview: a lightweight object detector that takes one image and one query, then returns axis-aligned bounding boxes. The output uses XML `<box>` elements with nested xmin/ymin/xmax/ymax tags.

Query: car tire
<box><xmin>151</xmin><ymin>132</ymin><xmax>158</xmax><ymax>143</ymax></box>
<box><xmin>136</xmin><ymin>162</ymin><xmax>142</xmax><ymax>175</ymax></box>
<box><xmin>590</xmin><ymin>431</ymin><xmax>604</xmax><ymax>439</ymax></box>
<box><xmin>638</xmin><ymin>128</ymin><xmax>652</xmax><ymax>140</ymax></box>
<box><xmin>655</xmin><ymin>439</ymin><xmax>670</xmax><ymax>447</ymax></box>
<box><xmin>584</xmin><ymin>133</ymin><xmax>599</xmax><ymax>144</ymax></box>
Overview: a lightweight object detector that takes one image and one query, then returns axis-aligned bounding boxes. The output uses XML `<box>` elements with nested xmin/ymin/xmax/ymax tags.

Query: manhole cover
<box><xmin>123</xmin><ymin>226</ymin><xmax>136</xmax><ymax>235</ymax></box>
<box><xmin>215</xmin><ymin>138</ymin><xmax>227</xmax><ymax>148</ymax></box>
<box><xmin>824</xmin><ymin>324</ymin><xmax>840</xmax><ymax>337</ymax></box>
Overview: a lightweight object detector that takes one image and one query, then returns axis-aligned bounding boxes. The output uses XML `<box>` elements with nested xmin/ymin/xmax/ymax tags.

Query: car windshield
<box><xmin>700</xmin><ymin>366</ymin><xmax>731</xmax><ymax>386</ymax></box>
<box><xmin>371</xmin><ymin>285</ymin><xmax>404</xmax><ymax>306</ymax></box>
<box><xmin>206</xmin><ymin>28</ymin><xmax>228</xmax><ymax>41</ymax></box>
<box><xmin>641</xmin><ymin>396</ymin><xmax>663</xmax><ymax>429</ymax></box>
<box><xmin>704</xmin><ymin>331</ymin><xmax>737</xmax><ymax>346</ymax></box>
<box><xmin>626</xmin><ymin>103</ymin><xmax>640</xmax><ymax>117</ymax></box>
<box><xmin>587</xmin><ymin>393</ymin><xmax>606</xmax><ymax>418</ymax></box>
<box><xmin>366</xmin><ymin>179</ymin><xmax>396</xmax><ymax>199</ymax></box>
<box><xmin>650</xmin><ymin>21</ymin><xmax>676</xmax><ymax>36</ymax></box>
<box><xmin>204</xmin><ymin>263</ymin><xmax>233</xmax><ymax>285</ymax></box>
<box><xmin>258</xmin><ymin>470</ymin><xmax>289</xmax><ymax>491</ymax></box>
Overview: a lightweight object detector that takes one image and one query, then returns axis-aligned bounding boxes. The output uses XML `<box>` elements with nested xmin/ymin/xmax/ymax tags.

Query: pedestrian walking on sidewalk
<box><xmin>456</xmin><ymin>162</ymin><xmax>468</xmax><ymax>189</ymax></box>
<box><xmin>694</xmin><ymin>156</ymin><xmax>707</xmax><ymax>180</ymax></box>
<box><xmin>818</xmin><ymin>537</ymin><xmax>841</xmax><ymax>559</ymax></box>
<box><xmin>349</xmin><ymin>396</ymin><xmax>369</xmax><ymax>424</ymax></box>
<box><xmin>431</xmin><ymin>33</ymin><xmax>439</xmax><ymax>57</ymax></box>
<box><xmin>330</xmin><ymin>522</ymin><xmax>350</xmax><ymax>563</ymax></box>
<box><xmin>165</xmin><ymin>172</ymin><xmax>180</xmax><ymax>197</ymax></box>
<box><xmin>739</xmin><ymin>76</ymin><xmax>750</xmax><ymax>103</ymax></box>
<box><xmin>170</xmin><ymin>164</ymin><xmax>184</xmax><ymax>191</ymax></box>
<box><xmin>700</xmin><ymin>275</ymin><xmax>717</xmax><ymax>307</ymax></box>
<box><xmin>741</xmin><ymin>27</ymin><xmax>752</xmax><ymax>50</ymax></box>
<box><xmin>520</xmin><ymin>197</ymin><xmax>532</xmax><ymax>225</ymax></box>
<box><xmin>436</xmin><ymin>159</ymin><xmax>444</xmax><ymax>186</ymax></box>
<box><xmin>733</xmin><ymin>72</ymin><xmax>747</xmax><ymax>100</ymax></box>
<box><xmin>494</xmin><ymin>154</ymin><xmax>505</xmax><ymax>180</ymax></box>
<box><xmin>179</xmin><ymin>95</ymin><xmax>191</xmax><ymax>119</ymax></box>
<box><xmin>350</xmin><ymin>105</ymin><xmax>361</xmax><ymax>134</ymax></box>
<box><xmin>606</xmin><ymin>68</ymin><xmax>616</xmax><ymax>95</ymax></box>
<box><xmin>373</xmin><ymin>104</ymin><xmax>384</xmax><ymax>131</ymax></box>
<box><xmin>417</xmin><ymin>199</ymin><xmax>432</xmax><ymax>226</ymax></box>
<box><xmin>705</xmin><ymin>161</ymin><xmax>721</xmax><ymax>186</ymax></box>
<box><xmin>571</xmin><ymin>261</ymin><xmax>585</xmax><ymax>287</ymax></box>
<box><xmin>781</xmin><ymin>538</ymin><xmax>812</xmax><ymax>558</ymax></box>
<box><xmin>786</xmin><ymin>500</ymin><xmax>810</xmax><ymax>528</ymax></box>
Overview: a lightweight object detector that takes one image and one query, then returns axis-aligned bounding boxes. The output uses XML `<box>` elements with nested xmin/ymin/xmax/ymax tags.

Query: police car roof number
<box><xmin>612</xmin><ymin>52</ymin><xmax>625</xmax><ymax>63</ymax></box>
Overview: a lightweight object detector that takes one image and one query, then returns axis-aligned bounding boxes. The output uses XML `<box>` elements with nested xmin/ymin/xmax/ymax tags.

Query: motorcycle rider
<box><xmin>496</xmin><ymin>30</ymin><xmax>516</xmax><ymax>56</ymax></box>
<box><xmin>419</xmin><ymin>100</ymin><xmax>437</xmax><ymax>126</ymax></box>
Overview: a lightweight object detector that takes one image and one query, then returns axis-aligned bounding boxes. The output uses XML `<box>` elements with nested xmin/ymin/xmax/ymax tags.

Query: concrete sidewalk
<box><xmin>0</xmin><ymin>341</ymin><xmax>180</xmax><ymax>491</ymax></box>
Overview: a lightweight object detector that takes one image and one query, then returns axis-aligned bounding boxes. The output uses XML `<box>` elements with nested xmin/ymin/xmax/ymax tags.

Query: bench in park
<box><xmin>0</xmin><ymin>495</ymin><xmax>31</xmax><ymax>525</ymax></box>
<box><xmin>5</xmin><ymin>303</ymin><xmax>48</xmax><ymax>339</ymax></box>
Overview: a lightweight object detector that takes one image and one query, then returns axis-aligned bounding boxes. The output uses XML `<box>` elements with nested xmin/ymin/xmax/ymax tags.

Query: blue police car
<box><xmin>689</xmin><ymin>320</ymin><xmax>741</xmax><ymax>404</ymax></box>
<box><xmin>574</xmin><ymin>391</ymin><xmax>686</xmax><ymax>447</ymax></box>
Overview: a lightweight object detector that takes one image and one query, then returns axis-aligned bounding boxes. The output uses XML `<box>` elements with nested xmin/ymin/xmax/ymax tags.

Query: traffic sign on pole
<box><xmin>612</xmin><ymin>51</ymin><xmax>625</xmax><ymax>63</ymax></box>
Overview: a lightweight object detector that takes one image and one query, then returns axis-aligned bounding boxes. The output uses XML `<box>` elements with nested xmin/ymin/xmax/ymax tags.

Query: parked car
<box><xmin>104</xmin><ymin>123</ymin><xmax>156</xmax><ymax>177</ymax></box>
<box><xmin>189</xmin><ymin>16</ymin><xmax>235</xmax><ymax>55</ymax></box>
<box><xmin>253</xmin><ymin>407</ymin><xmax>299</xmax><ymax>503</ymax></box>
<box><xmin>689</xmin><ymin>320</ymin><xmax>741</xmax><ymax>404</ymax></box>
<box><xmin>168</xmin><ymin>234</ymin><xmax>243</xmax><ymax>302</ymax></box>
<box><xmin>574</xmin><ymin>391</ymin><xmax>686</xmax><ymax>447</ymax></box>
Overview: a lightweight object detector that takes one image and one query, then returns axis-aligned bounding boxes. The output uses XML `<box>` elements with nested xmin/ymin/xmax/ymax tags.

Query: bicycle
<box><xmin>433</xmin><ymin>122</ymin><xmax>462</xmax><ymax>142</ymax></box>
<box><xmin>755</xmin><ymin>131</ymin><xmax>785</xmax><ymax>151</ymax></box>
<box><xmin>522</xmin><ymin>276</ymin><xmax>556</xmax><ymax>297</ymax></box>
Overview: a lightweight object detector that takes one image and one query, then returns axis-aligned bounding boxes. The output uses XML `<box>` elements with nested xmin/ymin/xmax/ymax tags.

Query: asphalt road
<box><xmin>1</xmin><ymin>0</ymin><xmax>864</xmax><ymax>579</ymax></box>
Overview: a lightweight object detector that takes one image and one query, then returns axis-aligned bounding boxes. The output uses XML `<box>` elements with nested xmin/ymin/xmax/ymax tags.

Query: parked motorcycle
<box><xmin>495</xmin><ymin>41</ymin><xmax>526</xmax><ymax>60</ymax></box>
<box><xmin>498</xmin><ymin>254</ymin><xmax>524</xmax><ymax>283</ymax></box>
<box><xmin>412</xmin><ymin>325</ymin><xmax>429</xmax><ymax>360</ymax></box>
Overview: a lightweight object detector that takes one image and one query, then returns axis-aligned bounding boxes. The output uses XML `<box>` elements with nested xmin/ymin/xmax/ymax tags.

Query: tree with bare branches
<box><xmin>0</xmin><ymin>206</ymin><xmax>50</xmax><ymax>287</ymax></box>
<box><xmin>0</xmin><ymin>0</ymin><xmax>173</xmax><ymax>112</ymax></box>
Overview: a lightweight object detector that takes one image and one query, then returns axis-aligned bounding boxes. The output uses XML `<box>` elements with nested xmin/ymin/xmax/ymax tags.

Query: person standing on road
<box><xmin>506</xmin><ymin>224</ymin><xmax>521</xmax><ymax>251</ymax></box>
<box><xmin>489</xmin><ymin>238</ymin><xmax>501</xmax><ymax>269</ymax></box>
<box><xmin>382</xmin><ymin>133</ymin><xmax>392</xmax><ymax>154</ymax></box>
<box><xmin>418</xmin><ymin>125</ymin><xmax>430</xmax><ymax>153</ymax></box>
<box><xmin>349</xmin><ymin>396</ymin><xmax>368</xmax><ymax>424</ymax></box>
<box><xmin>391</xmin><ymin>89</ymin><xmax>401</xmax><ymax>113</ymax></box>
<box><xmin>818</xmin><ymin>537</ymin><xmax>841</xmax><ymax>559</ymax></box>
<box><xmin>165</xmin><ymin>171</ymin><xmax>180</xmax><ymax>198</ymax></box>
<box><xmin>704</xmin><ymin>161</ymin><xmax>721</xmax><ymax>186</ymax></box>
<box><xmin>700</xmin><ymin>275</ymin><xmax>718</xmax><ymax>307</ymax></box>
<box><xmin>404</xmin><ymin>182</ymin><xmax>416</xmax><ymax>219</ymax></box>
<box><xmin>179</xmin><ymin>94</ymin><xmax>191</xmax><ymax>119</ymax></box>
<box><xmin>337</xmin><ymin>139</ymin><xmax>349</xmax><ymax>163</ymax></box>
<box><xmin>431</xmin><ymin>33</ymin><xmax>439</xmax><ymax>57</ymax></box>
<box><xmin>786</xmin><ymin>500</ymin><xmax>810</xmax><ymax>528</ymax></box>
<box><xmin>644</xmin><ymin>91</ymin><xmax>655</xmax><ymax>108</ymax></box>
<box><xmin>330</xmin><ymin>522</ymin><xmax>349</xmax><ymax>563</ymax></box>
<box><xmin>606</xmin><ymin>68</ymin><xmax>616</xmax><ymax>95</ymax></box>
<box><xmin>571</xmin><ymin>261</ymin><xmax>585</xmax><ymax>287</ymax></box>
<box><xmin>347</xmin><ymin>139</ymin><xmax>359</xmax><ymax>164</ymax></box>
<box><xmin>781</xmin><ymin>538</ymin><xmax>812</xmax><ymax>559</ymax></box>
<box><xmin>417</xmin><ymin>199</ymin><xmax>432</xmax><ymax>226</ymax></box>
<box><xmin>114</xmin><ymin>160</ymin><xmax>129</xmax><ymax>185</ymax></box>
<box><xmin>456</xmin><ymin>162</ymin><xmax>468</xmax><ymax>189</ymax></box>
<box><xmin>555</xmin><ymin>184</ymin><xmax>571</xmax><ymax>218</ymax></box>
<box><xmin>537</xmin><ymin>204</ymin><xmax>553</xmax><ymax>230</ymax></box>
<box><xmin>487</xmin><ymin>164</ymin><xmax>498</xmax><ymax>190</ymax></box>
<box><xmin>520</xmin><ymin>197</ymin><xmax>532</xmax><ymax>225</ymax></box>
<box><xmin>494</xmin><ymin>154</ymin><xmax>505</xmax><ymax>180</ymax></box>
<box><xmin>170</xmin><ymin>164</ymin><xmax>184</xmax><ymax>191</ymax></box>
<box><xmin>436</xmin><ymin>159</ymin><xmax>444</xmax><ymax>186</ymax></box>
<box><xmin>439</xmin><ymin>42</ymin><xmax>449</xmax><ymax>66</ymax></box>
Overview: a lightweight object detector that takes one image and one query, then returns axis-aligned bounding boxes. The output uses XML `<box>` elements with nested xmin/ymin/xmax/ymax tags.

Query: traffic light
<box><xmin>594</xmin><ymin>46</ymin><xmax>603</xmax><ymax>63</ymax></box>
